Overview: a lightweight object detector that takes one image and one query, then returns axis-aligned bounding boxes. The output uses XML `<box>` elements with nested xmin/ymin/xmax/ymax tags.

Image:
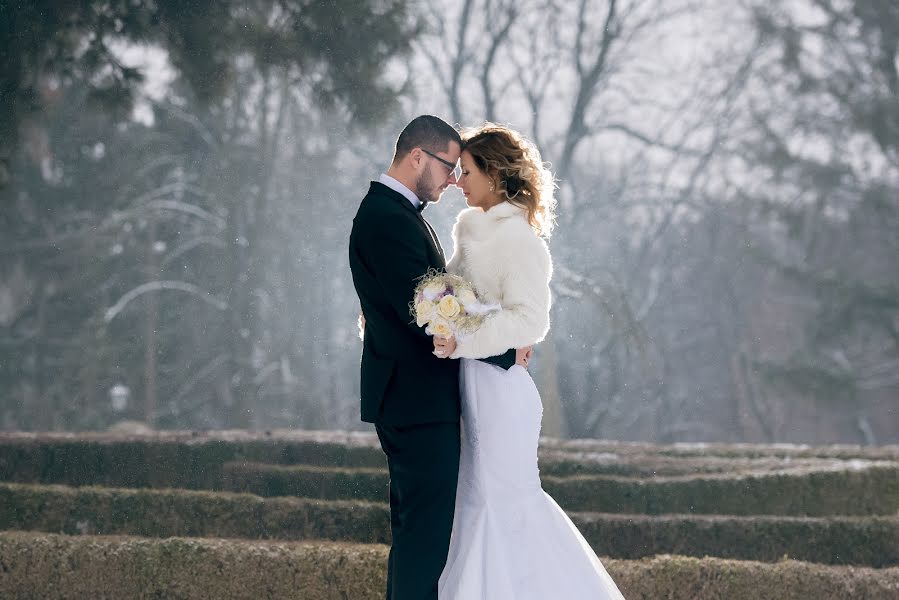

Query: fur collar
<box><xmin>455</xmin><ymin>201</ymin><xmax>528</xmax><ymax>240</ymax></box>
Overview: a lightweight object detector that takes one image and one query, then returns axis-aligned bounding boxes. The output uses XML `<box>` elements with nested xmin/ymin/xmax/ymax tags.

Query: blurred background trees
<box><xmin>0</xmin><ymin>0</ymin><xmax>896</xmax><ymax>443</ymax></box>
<box><xmin>1</xmin><ymin>0</ymin><xmax>420</xmax><ymax>430</ymax></box>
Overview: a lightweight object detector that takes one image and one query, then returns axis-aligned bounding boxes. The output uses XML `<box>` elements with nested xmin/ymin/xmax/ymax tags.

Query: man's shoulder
<box><xmin>356</xmin><ymin>183</ymin><xmax>417</xmax><ymax>222</ymax></box>
<box><xmin>364</xmin><ymin>181</ymin><xmax>408</xmax><ymax>203</ymax></box>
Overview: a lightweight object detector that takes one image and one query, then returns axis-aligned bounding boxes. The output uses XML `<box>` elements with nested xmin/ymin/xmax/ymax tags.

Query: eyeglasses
<box><xmin>421</xmin><ymin>148</ymin><xmax>458</xmax><ymax>175</ymax></box>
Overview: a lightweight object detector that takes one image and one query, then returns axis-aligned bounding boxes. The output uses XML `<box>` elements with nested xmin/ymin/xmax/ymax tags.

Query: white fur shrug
<box><xmin>446</xmin><ymin>201</ymin><xmax>552</xmax><ymax>359</ymax></box>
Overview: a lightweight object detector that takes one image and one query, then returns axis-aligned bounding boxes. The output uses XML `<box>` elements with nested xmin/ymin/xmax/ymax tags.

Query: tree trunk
<box><xmin>537</xmin><ymin>329</ymin><xmax>566</xmax><ymax>438</ymax></box>
<box><xmin>34</xmin><ymin>275</ymin><xmax>48</xmax><ymax>429</ymax></box>
<box><xmin>143</xmin><ymin>216</ymin><xmax>159</xmax><ymax>426</ymax></box>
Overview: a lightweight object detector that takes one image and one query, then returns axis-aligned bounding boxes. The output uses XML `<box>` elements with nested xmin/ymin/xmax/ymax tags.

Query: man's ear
<box><xmin>409</xmin><ymin>147</ymin><xmax>424</xmax><ymax>171</ymax></box>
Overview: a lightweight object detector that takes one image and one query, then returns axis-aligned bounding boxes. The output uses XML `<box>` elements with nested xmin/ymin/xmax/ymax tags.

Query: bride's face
<box><xmin>458</xmin><ymin>151</ymin><xmax>502</xmax><ymax>211</ymax></box>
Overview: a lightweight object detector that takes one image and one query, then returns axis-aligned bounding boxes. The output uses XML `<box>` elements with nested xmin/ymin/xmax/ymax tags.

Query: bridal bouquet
<box><xmin>411</xmin><ymin>269</ymin><xmax>500</xmax><ymax>339</ymax></box>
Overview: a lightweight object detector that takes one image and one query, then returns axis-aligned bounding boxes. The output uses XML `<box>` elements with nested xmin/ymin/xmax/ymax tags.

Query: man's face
<box><xmin>414</xmin><ymin>141</ymin><xmax>461</xmax><ymax>205</ymax></box>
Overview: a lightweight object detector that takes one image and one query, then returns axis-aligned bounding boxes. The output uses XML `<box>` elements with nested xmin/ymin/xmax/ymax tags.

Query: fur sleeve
<box><xmin>450</xmin><ymin>229</ymin><xmax>552</xmax><ymax>359</ymax></box>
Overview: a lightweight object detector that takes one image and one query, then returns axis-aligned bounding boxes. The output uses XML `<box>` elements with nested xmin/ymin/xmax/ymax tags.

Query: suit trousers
<box><xmin>375</xmin><ymin>421</ymin><xmax>461</xmax><ymax>600</ymax></box>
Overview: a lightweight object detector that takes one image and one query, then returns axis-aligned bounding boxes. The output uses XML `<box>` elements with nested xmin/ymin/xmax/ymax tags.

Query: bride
<box><xmin>432</xmin><ymin>124</ymin><xmax>625</xmax><ymax>599</ymax></box>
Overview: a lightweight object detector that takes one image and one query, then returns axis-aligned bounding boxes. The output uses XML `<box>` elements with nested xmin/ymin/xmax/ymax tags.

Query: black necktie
<box><xmin>417</xmin><ymin>200</ymin><xmax>428</xmax><ymax>213</ymax></box>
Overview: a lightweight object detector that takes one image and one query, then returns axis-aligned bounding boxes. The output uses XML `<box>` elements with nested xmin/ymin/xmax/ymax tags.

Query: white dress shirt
<box><xmin>379</xmin><ymin>173</ymin><xmax>420</xmax><ymax>210</ymax></box>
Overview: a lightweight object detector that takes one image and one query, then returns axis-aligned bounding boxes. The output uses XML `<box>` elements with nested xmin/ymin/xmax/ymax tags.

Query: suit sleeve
<box><xmin>355</xmin><ymin>213</ymin><xmax>433</xmax><ymax>339</ymax></box>
<box><xmin>478</xmin><ymin>348</ymin><xmax>516</xmax><ymax>369</ymax></box>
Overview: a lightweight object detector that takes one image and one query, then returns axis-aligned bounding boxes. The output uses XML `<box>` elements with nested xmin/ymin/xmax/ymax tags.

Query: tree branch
<box><xmin>104</xmin><ymin>280</ymin><xmax>227</xmax><ymax>323</ymax></box>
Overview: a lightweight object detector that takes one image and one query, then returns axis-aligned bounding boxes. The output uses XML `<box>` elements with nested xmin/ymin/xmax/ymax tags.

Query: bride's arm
<box><xmin>445</xmin><ymin>231</ymin><xmax>517</xmax><ymax>369</ymax></box>
<box><xmin>449</xmin><ymin>236</ymin><xmax>551</xmax><ymax>360</ymax></box>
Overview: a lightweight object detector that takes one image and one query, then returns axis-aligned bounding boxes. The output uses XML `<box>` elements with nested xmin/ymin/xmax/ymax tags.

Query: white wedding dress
<box><xmin>438</xmin><ymin>359</ymin><xmax>625</xmax><ymax>599</ymax></box>
<box><xmin>438</xmin><ymin>202</ymin><xmax>624</xmax><ymax>599</ymax></box>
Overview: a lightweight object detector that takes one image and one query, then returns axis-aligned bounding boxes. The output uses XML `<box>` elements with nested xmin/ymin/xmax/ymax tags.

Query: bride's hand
<box><xmin>433</xmin><ymin>335</ymin><xmax>457</xmax><ymax>358</ymax></box>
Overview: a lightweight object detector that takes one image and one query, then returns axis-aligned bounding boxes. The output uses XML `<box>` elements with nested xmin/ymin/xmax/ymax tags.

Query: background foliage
<box><xmin>0</xmin><ymin>0</ymin><xmax>896</xmax><ymax>443</ymax></box>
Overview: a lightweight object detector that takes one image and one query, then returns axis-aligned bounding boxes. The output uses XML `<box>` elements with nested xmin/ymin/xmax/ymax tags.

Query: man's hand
<box><xmin>433</xmin><ymin>335</ymin><xmax>457</xmax><ymax>358</ymax></box>
<box><xmin>516</xmin><ymin>346</ymin><xmax>534</xmax><ymax>369</ymax></box>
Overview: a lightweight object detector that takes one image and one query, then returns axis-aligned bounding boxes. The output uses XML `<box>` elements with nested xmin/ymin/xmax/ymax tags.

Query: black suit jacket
<box><xmin>349</xmin><ymin>181</ymin><xmax>515</xmax><ymax>425</ymax></box>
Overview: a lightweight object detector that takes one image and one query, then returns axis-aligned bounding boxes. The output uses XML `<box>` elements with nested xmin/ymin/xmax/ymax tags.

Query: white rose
<box><xmin>427</xmin><ymin>318</ymin><xmax>453</xmax><ymax>339</ymax></box>
<box><xmin>415</xmin><ymin>301</ymin><xmax>436</xmax><ymax>327</ymax></box>
<box><xmin>437</xmin><ymin>295</ymin><xmax>461</xmax><ymax>319</ymax></box>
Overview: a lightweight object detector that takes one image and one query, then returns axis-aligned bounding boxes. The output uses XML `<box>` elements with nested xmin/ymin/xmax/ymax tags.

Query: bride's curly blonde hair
<box><xmin>462</xmin><ymin>123</ymin><xmax>556</xmax><ymax>238</ymax></box>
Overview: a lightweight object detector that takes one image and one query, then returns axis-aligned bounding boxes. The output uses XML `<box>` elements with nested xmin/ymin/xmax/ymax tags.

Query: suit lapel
<box><xmin>419</xmin><ymin>216</ymin><xmax>446</xmax><ymax>265</ymax></box>
<box><xmin>368</xmin><ymin>181</ymin><xmax>446</xmax><ymax>267</ymax></box>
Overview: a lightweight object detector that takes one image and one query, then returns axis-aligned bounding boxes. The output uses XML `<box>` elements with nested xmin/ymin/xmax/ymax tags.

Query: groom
<box><xmin>349</xmin><ymin>115</ymin><xmax>529</xmax><ymax>599</ymax></box>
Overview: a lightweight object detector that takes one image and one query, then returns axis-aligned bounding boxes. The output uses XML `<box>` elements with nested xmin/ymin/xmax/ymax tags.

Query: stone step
<box><xmin>1</xmin><ymin>482</ymin><xmax>896</xmax><ymax>567</ymax></box>
<box><xmin>2</xmin><ymin>531</ymin><xmax>898</xmax><ymax>600</ymax></box>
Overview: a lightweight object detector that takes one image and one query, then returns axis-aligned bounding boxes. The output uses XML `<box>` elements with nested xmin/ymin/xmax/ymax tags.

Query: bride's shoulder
<box><xmin>453</xmin><ymin>204</ymin><xmax>547</xmax><ymax>254</ymax></box>
<box><xmin>451</xmin><ymin>207</ymin><xmax>482</xmax><ymax>240</ymax></box>
<box><xmin>508</xmin><ymin>225</ymin><xmax>551</xmax><ymax>267</ymax></box>
<box><xmin>453</xmin><ymin>207</ymin><xmax>481</xmax><ymax>227</ymax></box>
<box><xmin>454</xmin><ymin>203</ymin><xmax>526</xmax><ymax>236</ymax></box>
<box><xmin>492</xmin><ymin>217</ymin><xmax>552</xmax><ymax>275</ymax></box>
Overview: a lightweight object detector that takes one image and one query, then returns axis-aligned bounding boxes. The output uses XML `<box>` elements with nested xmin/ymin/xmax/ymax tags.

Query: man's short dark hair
<box><xmin>392</xmin><ymin>115</ymin><xmax>462</xmax><ymax>164</ymax></box>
